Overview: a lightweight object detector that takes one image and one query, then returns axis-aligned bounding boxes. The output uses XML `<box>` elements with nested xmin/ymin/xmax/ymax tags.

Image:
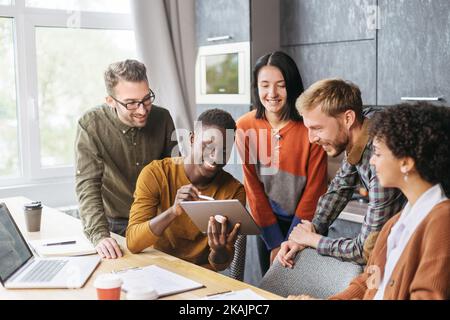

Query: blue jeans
<box><xmin>257</xmin><ymin>217</ymin><xmax>291</xmax><ymax>276</ymax></box>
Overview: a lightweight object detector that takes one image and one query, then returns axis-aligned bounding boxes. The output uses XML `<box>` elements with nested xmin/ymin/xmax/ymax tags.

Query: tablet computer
<box><xmin>179</xmin><ymin>200</ymin><xmax>261</xmax><ymax>235</ymax></box>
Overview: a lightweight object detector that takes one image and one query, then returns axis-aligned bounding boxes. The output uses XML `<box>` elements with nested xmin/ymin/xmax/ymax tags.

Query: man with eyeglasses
<box><xmin>75</xmin><ymin>59</ymin><xmax>177</xmax><ymax>259</ymax></box>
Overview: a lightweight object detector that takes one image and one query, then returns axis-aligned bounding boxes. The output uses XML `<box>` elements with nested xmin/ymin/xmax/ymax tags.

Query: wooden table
<box><xmin>0</xmin><ymin>197</ymin><xmax>281</xmax><ymax>300</ymax></box>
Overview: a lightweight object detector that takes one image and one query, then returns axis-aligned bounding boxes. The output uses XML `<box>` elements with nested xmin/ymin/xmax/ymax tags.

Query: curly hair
<box><xmin>369</xmin><ymin>102</ymin><xmax>450</xmax><ymax>196</ymax></box>
<box><xmin>196</xmin><ymin>108</ymin><xmax>236</xmax><ymax>131</ymax></box>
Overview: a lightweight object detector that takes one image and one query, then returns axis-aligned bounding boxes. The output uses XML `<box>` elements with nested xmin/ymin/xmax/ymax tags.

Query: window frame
<box><xmin>0</xmin><ymin>0</ymin><xmax>134</xmax><ymax>186</ymax></box>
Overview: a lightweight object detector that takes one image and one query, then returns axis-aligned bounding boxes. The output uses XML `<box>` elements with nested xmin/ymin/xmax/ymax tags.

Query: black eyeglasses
<box><xmin>111</xmin><ymin>90</ymin><xmax>155</xmax><ymax>110</ymax></box>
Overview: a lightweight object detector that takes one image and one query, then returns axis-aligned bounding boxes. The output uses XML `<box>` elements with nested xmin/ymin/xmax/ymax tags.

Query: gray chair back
<box><xmin>259</xmin><ymin>248</ymin><xmax>363</xmax><ymax>299</ymax></box>
<box><xmin>228</xmin><ymin>234</ymin><xmax>246</xmax><ymax>281</ymax></box>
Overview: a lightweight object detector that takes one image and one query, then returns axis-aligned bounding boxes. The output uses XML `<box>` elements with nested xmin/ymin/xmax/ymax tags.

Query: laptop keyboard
<box><xmin>21</xmin><ymin>260</ymin><xmax>68</xmax><ymax>283</ymax></box>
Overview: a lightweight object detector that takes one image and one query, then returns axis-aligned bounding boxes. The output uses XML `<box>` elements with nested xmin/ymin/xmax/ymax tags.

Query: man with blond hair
<box><xmin>75</xmin><ymin>59</ymin><xmax>177</xmax><ymax>260</ymax></box>
<box><xmin>277</xmin><ymin>78</ymin><xmax>405</xmax><ymax>266</ymax></box>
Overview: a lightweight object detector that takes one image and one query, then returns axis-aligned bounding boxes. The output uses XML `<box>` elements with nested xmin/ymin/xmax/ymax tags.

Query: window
<box><xmin>0</xmin><ymin>1</ymin><xmax>136</xmax><ymax>187</ymax></box>
<box><xmin>206</xmin><ymin>53</ymin><xmax>239</xmax><ymax>94</ymax></box>
<box><xmin>26</xmin><ymin>0</ymin><xmax>131</xmax><ymax>13</ymax></box>
<box><xmin>0</xmin><ymin>18</ymin><xmax>19</xmax><ymax>178</ymax></box>
<box><xmin>36</xmin><ymin>27</ymin><xmax>135</xmax><ymax>167</ymax></box>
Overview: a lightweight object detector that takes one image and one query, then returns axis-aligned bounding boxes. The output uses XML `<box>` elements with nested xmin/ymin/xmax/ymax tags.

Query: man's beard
<box><xmin>329</xmin><ymin>139</ymin><xmax>348</xmax><ymax>157</ymax></box>
<box><xmin>326</xmin><ymin>130</ymin><xmax>349</xmax><ymax>158</ymax></box>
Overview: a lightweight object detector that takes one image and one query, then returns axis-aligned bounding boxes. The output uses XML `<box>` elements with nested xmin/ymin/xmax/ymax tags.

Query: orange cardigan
<box><xmin>331</xmin><ymin>200</ymin><xmax>450</xmax><ymax>300</ymax></box>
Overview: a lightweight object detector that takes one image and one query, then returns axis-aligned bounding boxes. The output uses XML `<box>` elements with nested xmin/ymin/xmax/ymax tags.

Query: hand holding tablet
<box><xmin>207</xmin><ymin>215</ymin><xmax>240</xmax><ymax>255</ymax></box>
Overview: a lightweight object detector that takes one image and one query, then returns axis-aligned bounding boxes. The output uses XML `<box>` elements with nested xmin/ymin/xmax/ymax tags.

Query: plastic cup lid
<box><xmin>24</xmin><ymin>201</ymin><xmax>42</xmax><ymax>209</ymax></box>
<box><xmin>126</xmin><ymin>286</ymin><xmax>158</xmax><ymax>300</ymax></box>
<box><xmin>93</xmin><ymin>274</ymin><xmax>123</xmax><ymax>289</ymax></box>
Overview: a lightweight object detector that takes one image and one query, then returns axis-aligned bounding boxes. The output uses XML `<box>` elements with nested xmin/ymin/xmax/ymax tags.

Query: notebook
<box><xmin>114</xmin><ymin>265</ymin><xmax>204</xmax><ymax>298</ymax></box>
<box><xmin>28</xmin><ymin>236</ymin><xmax>96</xmax><ymax>257</ymax></box>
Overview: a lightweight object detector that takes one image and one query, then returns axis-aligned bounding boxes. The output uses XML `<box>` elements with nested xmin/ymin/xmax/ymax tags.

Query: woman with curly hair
<box><xmin>332</xmin><ymin>102</ymin><xmax>450</xmax><ymax>300</ymax></box>
<box><xmin>292</xmin><ymin>102</ymin><xmax>450</xmax><ymax>300</ymax></box>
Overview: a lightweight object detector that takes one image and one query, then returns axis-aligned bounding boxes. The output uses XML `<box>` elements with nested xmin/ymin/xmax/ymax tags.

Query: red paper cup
<box><xmin>93</xmin><ymin>274</ymin><xmax>123</xmax><ymax>300</ymax></box>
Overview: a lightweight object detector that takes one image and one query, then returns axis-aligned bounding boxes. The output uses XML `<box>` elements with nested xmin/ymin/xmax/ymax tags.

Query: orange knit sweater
<box><xmin>236</xmin><ymin>111</ymin><xmax>327</xmax><ymax>250</ymax></box>
<box><xmin>331</xmin><ymin>200</ymin><xmax>450</xmax><ymax>300</ymax></box>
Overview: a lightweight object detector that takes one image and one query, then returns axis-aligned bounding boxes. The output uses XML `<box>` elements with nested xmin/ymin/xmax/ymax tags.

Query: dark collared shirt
<box><xmin>312</xmin><ymin>119</ymin><xmax>406</xmax><ymax>264</ymax></box>
<box><xmin>75</xmin><ymin>104</ymin><xmax>177</xmax><ymax>245</ymax></box>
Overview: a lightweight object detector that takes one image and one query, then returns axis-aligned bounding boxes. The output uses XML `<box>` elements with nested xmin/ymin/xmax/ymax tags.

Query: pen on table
<box><xmin>206</xmin><ymin>290</ymin><xmax>232</xmax><ymax>297</ymax></box>
<box><xmin>43</xmin><ymin>240</ymin><xmax>77</xmax><ymax>246</ymax></box>
<box><xmin>112</xmin><ymin>266</ymin><xmax>141</xmax><ymax>274</ymax></box>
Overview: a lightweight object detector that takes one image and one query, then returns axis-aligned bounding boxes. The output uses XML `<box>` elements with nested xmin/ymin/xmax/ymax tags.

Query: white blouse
<box><xmin>373</xmin><ymin>184</ymin><xmax>448</xmax><ymax>300</ymax></box>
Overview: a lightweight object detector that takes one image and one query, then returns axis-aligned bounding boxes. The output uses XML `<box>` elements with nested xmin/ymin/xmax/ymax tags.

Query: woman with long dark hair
<box><xmin>236</xmin><ymin>52</ymin><xmax>328</xmax><ymax>274</ymax></box>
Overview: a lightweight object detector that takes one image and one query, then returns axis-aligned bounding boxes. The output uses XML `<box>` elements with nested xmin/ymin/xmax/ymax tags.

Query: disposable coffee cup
<box><xmin>24</xmin><ymin>201</ymin><xmax>43</xmax><ymax>232</ymax></box>
<box><xmin>94</xmin><ymin>274</ymin><xmax>123</xmax><ymax>300</ymax></box>
<box><xmin>126</xmin><ymin>286</ymin><xmax>158</xmax><ymax>300</ymax></box>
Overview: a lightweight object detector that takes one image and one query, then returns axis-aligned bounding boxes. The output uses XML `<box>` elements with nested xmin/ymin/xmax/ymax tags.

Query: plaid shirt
<box><xmin>312</xmin><ymin>119</ymin><xmax>406</xmax><ymax>265</ymax></box>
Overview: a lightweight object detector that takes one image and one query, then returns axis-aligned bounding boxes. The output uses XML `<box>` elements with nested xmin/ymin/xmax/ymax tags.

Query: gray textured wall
<box><xmin>281</xmin><ymin>0</ymin><xmax>376</xmax><ymax>44</ymax></box>
<box><xmin>281</xmin><ymin>0</ymin><xmax>450</xmax><ymax>106</ymax></box>
<box><xmin>196</xmin><ymin>0</ymin><xmax>250</xmax><ymax>46</ymax></box>
<box><xmin>377</xmin><ymin>0</ymin><xmax>450</xmax><ymax>105</ymax></box>
<box><xmin>281</xmin><ymin>0</ymin><xmax>377</xmax><ymax>105</ymax></box>
<box><xmin>284</xmin><ymin>41</ymin><xmax>377</xmax><ymax>105</ymax></box>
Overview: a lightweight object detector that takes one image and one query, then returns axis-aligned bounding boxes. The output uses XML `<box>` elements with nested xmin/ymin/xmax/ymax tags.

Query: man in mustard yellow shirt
<box><xmin>127</xmin><ymin>109</ymin><xmax>244</xmax><ymax>271</ymax></box>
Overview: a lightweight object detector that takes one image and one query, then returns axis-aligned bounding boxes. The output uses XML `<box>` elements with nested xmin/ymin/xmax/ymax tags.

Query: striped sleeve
<box><xmin>316</xmin><ymin>159</ymin><xmax>405</xmax><ymax>264</ymax></box>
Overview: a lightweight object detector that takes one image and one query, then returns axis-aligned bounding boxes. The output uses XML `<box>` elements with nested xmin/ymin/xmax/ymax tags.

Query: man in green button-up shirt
<box><xmin>75</xmin><ymin>59</ymin><xmax>177</xmax><ymax>259</ymax></box>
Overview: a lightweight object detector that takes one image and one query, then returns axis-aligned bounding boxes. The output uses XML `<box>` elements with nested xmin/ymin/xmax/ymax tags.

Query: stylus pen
<box><xmin>43</xmin><ymin>240</ymin><xmax>76</xmax><ymax>246</ymax></box>
<box><xmin>198</xmin><ymin>195</ymin><xmax>215</xmax><ymax>201</ymax></box>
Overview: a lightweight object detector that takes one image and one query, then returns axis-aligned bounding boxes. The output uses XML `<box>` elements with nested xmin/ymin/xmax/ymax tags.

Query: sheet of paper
<box><xmin>116</xmin><ymin>265</ymin><xmax>204</xmax><ymax>297</ymax></box>
<box><xmin>203</xmin><ymin>289</ymin><xmax>267</xmax><ymax>300</ymax></box>
<box><xmin>28</xmin><ymin>236</ymin><xmax>96</xmax><ymax>257</ymax></box>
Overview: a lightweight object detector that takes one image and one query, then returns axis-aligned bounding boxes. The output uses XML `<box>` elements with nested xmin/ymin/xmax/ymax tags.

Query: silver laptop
<box><xmin>0</xmin><ymin>202</ymin><xmax>100</xmax><ymax>289</ymax></box>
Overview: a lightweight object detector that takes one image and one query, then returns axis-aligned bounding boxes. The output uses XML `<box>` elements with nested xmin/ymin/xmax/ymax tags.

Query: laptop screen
<box><xmin>0</xmin><ymin>203</ymin><xmax>33</xmax><ymax>284</ymax></box>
